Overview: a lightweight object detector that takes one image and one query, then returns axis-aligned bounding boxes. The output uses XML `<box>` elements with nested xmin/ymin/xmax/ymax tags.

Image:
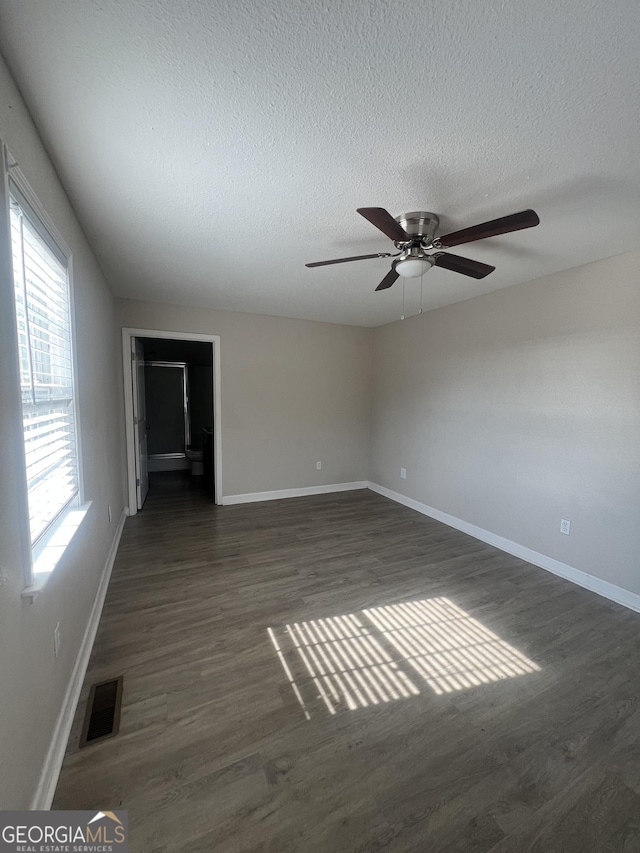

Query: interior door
<box><xmin>131</xmin><ymin>337</ymin><xmax>149</xmax><ymax>508</ymax></box>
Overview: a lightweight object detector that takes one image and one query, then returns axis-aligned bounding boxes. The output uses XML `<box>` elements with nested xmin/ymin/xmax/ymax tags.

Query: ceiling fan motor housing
<box><xmin>395</xmin><ymin>211</ymin><xmax>440</xmax><ymax>242</ymax></box>
<box><xmin>393</xmin><ymin>211</ymin><xmax>440</xmax><ymax>275</ymax></box>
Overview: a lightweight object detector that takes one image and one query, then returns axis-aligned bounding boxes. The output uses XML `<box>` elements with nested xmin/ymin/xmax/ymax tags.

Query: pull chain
<box><xmin>401</xmin><ymin>279</ymin><xmax>405</xmax><ymax>320</ymax></box>
<box><xmin>419</xmin><ymin>271</ymin><xmax>425</xmax><ymax>314</ymax></box>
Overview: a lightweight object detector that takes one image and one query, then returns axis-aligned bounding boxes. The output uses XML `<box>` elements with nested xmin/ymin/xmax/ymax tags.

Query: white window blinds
<box><xmin>10</xmin><ymin>192</ymin><xmax>79</xmax><ymax>544</ymax></box>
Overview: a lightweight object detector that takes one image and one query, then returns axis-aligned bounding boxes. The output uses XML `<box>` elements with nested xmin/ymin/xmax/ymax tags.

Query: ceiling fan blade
<box><xmin>439</xmin><ymin>209</ymin><xmax>540</xmax><ymax>248</ymax></box>
<box><xmin>357</xmin><ymin>207</ymin><xmax>410</xmax><ymax>242</ymax></box>
<box><xmin>306</xmin><ymin>252</ymin><xmax>393</xmax><ymax>268</ymax></box>
<box><xmin>434</xmin><ymin>253</ymin><xmax>495</xmax><ymax>279</ymax></box>
<box><xmin>375</xmin><ymin>267</ymin><xmax>400</xmax><ymax>291</ymax></box>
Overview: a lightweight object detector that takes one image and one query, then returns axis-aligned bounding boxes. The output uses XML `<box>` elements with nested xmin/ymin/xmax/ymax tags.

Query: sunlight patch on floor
<box><xmin>284</xmin><ymin>613</ymin><xmax>419</xmax><ymax>714</ymax></box>
<box><xmin>363</xmin><ymin>597</ymin><xmax>540</xmax><ymax>696</ymax></box>
<box><xmin>269</xmin><ymin>596</ymin><xmax>540</xmax><ymax>716</ymax></box>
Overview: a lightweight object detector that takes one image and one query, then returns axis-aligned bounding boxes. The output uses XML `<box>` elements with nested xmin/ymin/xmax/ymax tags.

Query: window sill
<box><xmin>22</xmin><ymin>502</ymin><xmax>92</xmax><ymax>601</ymax></box>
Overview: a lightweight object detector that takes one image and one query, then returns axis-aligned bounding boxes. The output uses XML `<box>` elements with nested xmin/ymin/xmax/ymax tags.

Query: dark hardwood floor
<box><xmin>54</xmin><ymin>474</ymin><xmax>640</xmax><ymax>851</ymax></box>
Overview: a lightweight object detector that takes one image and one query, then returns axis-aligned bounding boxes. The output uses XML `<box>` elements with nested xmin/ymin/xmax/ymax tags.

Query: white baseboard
<box><xmin>222</xmin><ymin>481</ymin><xmax>368</xmax><ymax>506</ymax></box>
<box><xmin>31</xmin><ymin>508</ymin><xmax>127</xmax><ymax>810</ymax></box>
<box><xmin>147</xmin><ymin>457</ymin><xmax>190</xmax><ymax>473</ymax></box>
<box><xmin>367</xmin><ymin>482</ymin><xmax>640</xmax><ymax>615</ymax></box>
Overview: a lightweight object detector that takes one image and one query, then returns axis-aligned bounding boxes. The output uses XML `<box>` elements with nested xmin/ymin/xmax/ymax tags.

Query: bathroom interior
<box><xmin>138</xmin><ymin>337</ymin><xmax>214</xmax><ymax>502</ymax></box>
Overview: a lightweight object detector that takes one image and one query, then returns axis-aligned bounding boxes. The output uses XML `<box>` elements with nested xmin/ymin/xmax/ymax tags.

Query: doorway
<box><xmin>122</xmin><ymin>328</ymin><xmax>222</xmax><ymax>513</ymax></box>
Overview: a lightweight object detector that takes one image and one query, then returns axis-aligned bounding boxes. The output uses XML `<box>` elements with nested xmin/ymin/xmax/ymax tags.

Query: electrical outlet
<box><xmin>108</xmin><ymin>504</ymin><xmax>112</xmax><ymax>524</ymax></box>
<box><xmin>400</xmin><ymin>467</ymin><xmax>407</xmax><ymax>480</ymax></box>
<box><xmin>316</xmin><ymin>461</ymin><xmax>322</xmax><ymax>470</ymax></box>
<box><xmin>560</xmin><ymin>519</ymin><xmax>571</xmax><ymax>535</ymax></box>
<box><xmin>53</xmin><ymin>622</ymin><xmax>61</xmax><ymax>658</ymax></box>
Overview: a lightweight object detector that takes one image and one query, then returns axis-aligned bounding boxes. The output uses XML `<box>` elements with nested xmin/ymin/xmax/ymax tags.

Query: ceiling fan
<box><xmin>306</xmin><ymin>207</ymin><xmax>540</xmax><ymax>291</ymax></box>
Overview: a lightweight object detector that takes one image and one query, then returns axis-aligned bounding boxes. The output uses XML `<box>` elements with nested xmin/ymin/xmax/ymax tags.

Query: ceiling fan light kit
<box><xmin>306</xmin><ymin>206</ymin><xmax>540</xmax><ymax>293</ymax></box>
<box><xmin>395</xmin><ymin>251</ymin><xmax>435</xmax><ymax>279</ymax></box>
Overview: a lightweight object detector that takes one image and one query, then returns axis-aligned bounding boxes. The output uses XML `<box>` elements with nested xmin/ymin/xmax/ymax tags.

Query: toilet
<box><xmin>185</xmin><ymin>449</ymin><xmax>203</xmax><ymax>476</ymax></box>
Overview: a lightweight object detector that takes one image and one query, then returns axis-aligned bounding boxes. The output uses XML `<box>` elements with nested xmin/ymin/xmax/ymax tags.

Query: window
<box><xmin>9</xmin><ymin>185</ymin><xmax>79</xmax><ymax>547</ymax></box>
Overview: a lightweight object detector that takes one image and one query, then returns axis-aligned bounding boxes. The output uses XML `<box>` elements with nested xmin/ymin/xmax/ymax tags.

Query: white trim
<box><xmin>5</xmin><ymin>158</ymin><xmax>72</xmax><ymax>260</ymax></box>
<box><xmin>31</xmin><ymin>509</ymin><xmax>126</xmax><ymax>810</ymax></box>
<box><xmin>147</xmin><ymin>456</ymin><xmax>191</xmax><ymax>473</ymax></box>
<box><xmin>22</xmin><ymin>503</ymin><xmax>92</xmax><ymax>601</ymax></box>
<box><xmin>2</xmin><ymin>144</ymin><xmax>84</xmax><ymax>589</ymax></box>
<box><xmin>222</xmin><ymin>481</ymin><xmax>368</xmax><ymax>505</ymax></box>
<box><xmin>367</xmin><ymin>482</ymin><xmax>640</xmax><ymax>615</ymax></box>
<box><xmin>122</xmin><ymin>332</ymin><xmax>136</xmax><ymax>512</ymax></box>
<box><xmin>0</xmin><ymin>142</ymin><xmax>32</xmax><ymax>587</ymax></box>
<box><xmin>122</xmin><ymin>328</ymin><xmax>223</xmax><ymax>511</ymax></box>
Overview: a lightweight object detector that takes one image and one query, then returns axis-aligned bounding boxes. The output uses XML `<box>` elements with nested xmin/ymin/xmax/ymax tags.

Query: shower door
<box><xmin>145</xmin><ymin>362</ymin><xmax>189</xmax><ymax>469</ymax></box>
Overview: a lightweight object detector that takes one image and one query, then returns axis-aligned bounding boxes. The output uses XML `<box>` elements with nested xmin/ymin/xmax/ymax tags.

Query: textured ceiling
<box><xmin>0</xmin><ymin>0</ymin><xmax>638</xmax><ymax>327</ymax></box>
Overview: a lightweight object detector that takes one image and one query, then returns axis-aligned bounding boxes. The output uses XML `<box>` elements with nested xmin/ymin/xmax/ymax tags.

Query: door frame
<box><xmin>131</xmin><ymin>337</ymin><xmax>150</xmax><ymax>509</ymax></box>
<box><xmin>122</xmin><ymin>328</ymin><xmax>222</xmax><ymax>513</ymax></box>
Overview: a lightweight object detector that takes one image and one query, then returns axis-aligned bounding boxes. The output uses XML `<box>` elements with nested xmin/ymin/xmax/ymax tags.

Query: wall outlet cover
<box><xmin>560</xmin><ymin>519</ymin><xmax>571</xmax><ymax>535</ymax></box>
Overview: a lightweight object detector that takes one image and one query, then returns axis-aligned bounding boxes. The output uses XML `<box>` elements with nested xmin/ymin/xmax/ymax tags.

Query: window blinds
<box><xmin>10</xmin><ymin>195</ymin><xmax>79</xmax><ymax>544</ymax></box>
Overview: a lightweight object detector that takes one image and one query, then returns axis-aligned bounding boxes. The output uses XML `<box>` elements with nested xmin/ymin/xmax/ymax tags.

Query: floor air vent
<box><xmin>79</xmin><ymin>676</ymin><xmax>123</xmax><ymax>748</ymax></box>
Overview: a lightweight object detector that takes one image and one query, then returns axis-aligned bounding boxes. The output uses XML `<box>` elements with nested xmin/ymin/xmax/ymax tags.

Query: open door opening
<box><xmin>123</xmin><ymin>329</ymin><xmax>221</xmax><ymax>514</ymax></box>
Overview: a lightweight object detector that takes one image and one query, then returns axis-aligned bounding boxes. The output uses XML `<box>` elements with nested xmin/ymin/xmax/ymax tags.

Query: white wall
<box><xmin>370</xmin><ymin>251</ymin><xmax>640</xmax><ymax>595</ymax></box>
<box><xmin>116</xmin><ymin>299</ymin><xmax>372</xmax><ymax>498</ymax></box>
<box><xmin>0</xmin><ymin>55</ymin><xmax>124</xmax><ymax>807</ymax></box>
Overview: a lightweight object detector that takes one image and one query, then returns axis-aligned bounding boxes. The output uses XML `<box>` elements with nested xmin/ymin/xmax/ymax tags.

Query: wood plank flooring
<box><xmin>54</xmin><ymin>474</ymin><xmax>640</xmax><ymax>851</ymax></box>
